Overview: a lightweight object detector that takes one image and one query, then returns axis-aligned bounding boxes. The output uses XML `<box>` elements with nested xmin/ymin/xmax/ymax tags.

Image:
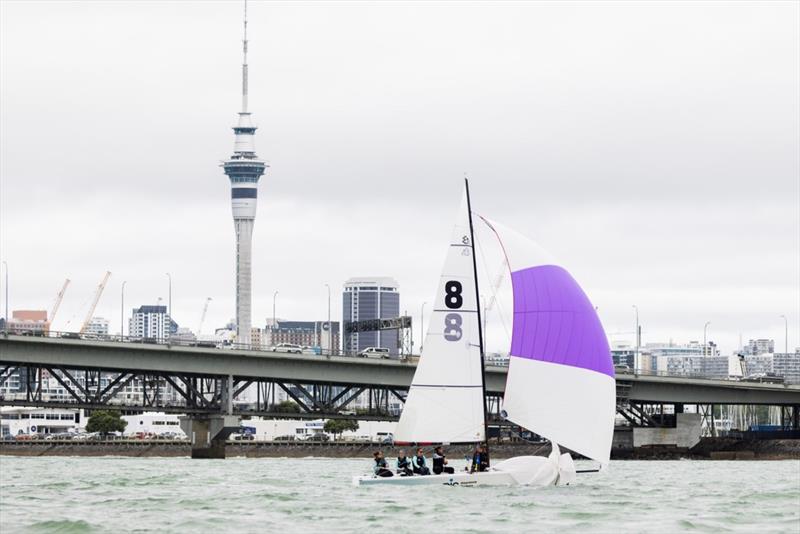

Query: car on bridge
<box><xmin>358</xmin><ymin>347</ymin><xmax>391</xmax><ymax>359</ymax></box>
<box><xmin>741</xmin><ymin>373</ymin><xmax>785</xmax><ymax>384</ymax></box>
<box><xmin>272</xmin><ymin>343</ymin><xmax>303</xmax><ymax>354</ymax></box>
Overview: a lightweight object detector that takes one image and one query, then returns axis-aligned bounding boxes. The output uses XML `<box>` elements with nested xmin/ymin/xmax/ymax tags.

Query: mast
<box><xmin>464</xmin><ymin>177</ymin><xmax>490</xmax><ymax>456</ymax></box>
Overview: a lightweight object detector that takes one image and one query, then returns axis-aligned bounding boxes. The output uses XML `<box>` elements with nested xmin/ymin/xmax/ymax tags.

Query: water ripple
<box><xmin>1</xmin><ymin>458</ymin><xmax>798</xmax><ymax>533</ymax></box>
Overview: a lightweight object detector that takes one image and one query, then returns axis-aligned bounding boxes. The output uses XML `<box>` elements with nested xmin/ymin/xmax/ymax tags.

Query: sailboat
<box><xmin>353</xmin><ymin>180</ymin><xmax>615</xmax><ymax>487</ymax></box>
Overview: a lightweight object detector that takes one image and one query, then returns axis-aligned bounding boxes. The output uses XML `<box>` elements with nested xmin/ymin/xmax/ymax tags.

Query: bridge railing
<box><xmin>3</xmin><ymin>330</ymin><xmax>793</xmax><ymax>384</ymax></box>
<box><xmin>1</xmin><ymin>329</ymin><xmax>416</xmax><ymax>361</ymax></box>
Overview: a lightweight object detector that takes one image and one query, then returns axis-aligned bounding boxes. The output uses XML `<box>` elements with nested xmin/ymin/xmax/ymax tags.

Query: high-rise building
<box><xmin>773</xmin><ymin>353</ymin><xmax>800</xmax><ymax>384</ymax></box>
<box><xmin>129</xmin><ymin>305</ymin><xmax>175</xmax><ymax>340</ymax></box>
<box><xmin>222</xmin><ymin>5</ymin><xmax>267</xmax><ymax>346</ymax></box>
<box><xmin>744</xmin><ymin>339</ymin><xmax>775</xmax><ymax>355</ymax></box>
<box><xmin>743</xmin><ymin>354</ymin><xmax>774</xmax><ymax>376</ymax></box>
<box><xmin>610</xmin><ymin>345</ymin><xmax>636</xmax><ymax>368</ymax></box>
<box><xmin>7</xmin><ymin>310</ymin><xmax>49</xmax><ymax>335</ymax></box>
<box><xmin>342</xmin><ymin>277</ymin><xmax>400</xmax><ymax>355</ymax></box>
<box><xmin>83</xmin><ymin>317</ymin><xmax>109</xmax><ymax>336</ymax></box>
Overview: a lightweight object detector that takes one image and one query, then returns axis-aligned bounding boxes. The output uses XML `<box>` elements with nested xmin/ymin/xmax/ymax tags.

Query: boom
<box><xmin>198</xmin><ymin>297</ymin><xmax>212</xmax><ymax>335</ymax></box>
<box><xmin>79</xmin><ymin>272</ymin><xmax>111</xmax><ymax>334</ymax></box>
<box><xmin>49</xmin><ymin>279</ymin><xmax>71</xmax><ymax>326</ymax></box>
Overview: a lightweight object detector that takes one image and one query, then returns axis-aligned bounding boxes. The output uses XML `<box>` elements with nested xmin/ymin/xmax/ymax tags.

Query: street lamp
<box><xmin>272</xmin><ymin>290</ymin><xmax>279</xmax><ymax>330</ymax></box>
<box><xmin>780</xmin><ymin>315</ymin><xmax>788</xmax><ymax>354</ymax></box>
<box><xmin>325</xmin><ymin>284</ymin><xmax>331</xmax><ymax>356</ymax></box>
<box><xmin>420</xmin><ymin>301</ymin><xmax>427</xmax><ymax>353</ymax></box>
<box><xmin>165</xmin><ymin>273</ymin><xmax>172</xmax><ymax>321</ymax></box>
<box><xmin>703</xmin><ymin>321</ymin><xmax>711</xmax><ymax>356</ymax></box>
<box><xmin>632</xmin><ymin>305</ymin><xmax>639</xmax><ymax>372</ymax></box>
<box><xmin>1</xmin><ymin>260</ymin><xmax>7</xmax><ymax>331</ymax></box>
<box><xmin>121</xmin><ymin>281</ymin><xmax>127</xmax><ymax>339</ymax></box>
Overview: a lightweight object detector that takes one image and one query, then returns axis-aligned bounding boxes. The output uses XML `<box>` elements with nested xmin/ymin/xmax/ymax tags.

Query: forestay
<box><xmin>482</xmin><ymin>218</ymin><xmax>616</xmax><ymax>467</ymax></box>
<box><xmin>394</xmin><ymin>193</ymin><xmax>485</xmax><ymax>444</ymax></box>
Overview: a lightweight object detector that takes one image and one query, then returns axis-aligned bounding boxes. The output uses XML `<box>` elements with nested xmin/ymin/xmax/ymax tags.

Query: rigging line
<box><xmin>475</xmin><ymin>213</ymin><xmax>520</xmax><ymax>344</ymax></box>
<box><xmin>506</xmin><ymin>430</ymin><xmax>553</xmax><ymax>459</ymax></box>
<box><xmin>475</xmin><ymin>229</ymin><xmax>511</xmax><ymax>342</ymax></box>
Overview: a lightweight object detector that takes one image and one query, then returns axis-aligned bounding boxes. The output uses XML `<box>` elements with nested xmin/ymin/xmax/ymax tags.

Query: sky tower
<box><xmin>223</xmin><ymin>0</ymin><xmax>266</xmax><ymax>345</ymax></box>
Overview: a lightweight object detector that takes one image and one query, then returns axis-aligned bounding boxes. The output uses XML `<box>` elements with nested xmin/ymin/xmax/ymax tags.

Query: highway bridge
<box><xmin>2</xmin><ymin>335</ymin><xmax>798</xmax><ymax>457</ymax></box>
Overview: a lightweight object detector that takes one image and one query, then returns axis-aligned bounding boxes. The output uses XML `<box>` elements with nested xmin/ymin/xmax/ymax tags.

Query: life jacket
<box><xmin>397</xmin><ymin>456</ymin><xmax>410</xmax><ymax>469</ymax></box>
<box><xmin>414</xmin><ymin>455</ymin><xmax>426</xmax><ymax>468</ymax></box>
<box><xmin>375</xmin><ymin>458</ymin><xmax>387</xmax><ymax>469</ymax></box>
<box><xmin>432</xmin><ymin>453</ymin><xmax>445</xmax><ymax>472</ymax></box>
<box><xmin>472</xmin><ymin>452</ymin><xmax>487</xmax><ymax>472</ymax></box>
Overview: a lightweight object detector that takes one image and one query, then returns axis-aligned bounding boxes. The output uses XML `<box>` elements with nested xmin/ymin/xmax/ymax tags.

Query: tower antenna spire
<box><xmin>241</xmin><ymin>0</ymin><xmax>249</xmax><ymax>113</ymax></box>
<box><xmin>223</xmin><ymin>0</ymin><xmax>267</xmax><ymax>348</ymax></box>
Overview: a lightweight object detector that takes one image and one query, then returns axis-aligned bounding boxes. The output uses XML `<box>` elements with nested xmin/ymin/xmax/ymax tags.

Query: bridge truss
<box><xmin>0</xmin><ymin>361</ymin><xmax>507</xmax><ymax>423</ymax></box>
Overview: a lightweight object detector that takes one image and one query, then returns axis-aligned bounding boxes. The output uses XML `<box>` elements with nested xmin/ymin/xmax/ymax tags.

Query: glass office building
<box><xmin>342</xmin><ymin>277</ymin><xmax>400</xmax><ymax>355</ymax></box>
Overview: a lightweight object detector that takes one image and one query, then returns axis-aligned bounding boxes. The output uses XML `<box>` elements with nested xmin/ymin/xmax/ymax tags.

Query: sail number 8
<box><xmin>444</xmin><ymin>280</ymin><xmax>463</xmax><ymax>341</ymax></box>
<box><xmin>444</xmin><ymin>281</ymin><xmax>463</xmax><ymax>309</ymax></box>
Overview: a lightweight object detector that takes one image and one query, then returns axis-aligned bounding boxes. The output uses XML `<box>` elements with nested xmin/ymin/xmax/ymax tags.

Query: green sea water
<box><xmin>0</xmin><ymin>457</ymin><xmax>798</xmax><ymax>533</ymax></box>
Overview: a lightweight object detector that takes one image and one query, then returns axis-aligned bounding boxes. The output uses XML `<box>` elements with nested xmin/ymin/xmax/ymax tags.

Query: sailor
<box><xmin>396</xmin><ymin>449</ymin><xmax>413</xmax><ymax>476</ymax></box>
<box><xmin>470</xmin><ymin>443</ymin><xmax>490</xmax><ymax>473</ymax></box>
<box><xmin>412</xmin><ymin>447</ymin><xmax>430</xmax><ymax>475</ymax></box>
<box><xmin>432</xmin><ymin>446</ymin><xmax>455</xmax><ymax>475</ymax></box>
<box><xmin>373</xmin><ymin>451</ymin><xmax>393</xmax><ymax>478</ymax></box>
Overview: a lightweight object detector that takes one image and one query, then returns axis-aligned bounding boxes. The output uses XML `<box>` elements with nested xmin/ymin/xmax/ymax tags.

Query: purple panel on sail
<box><xmin>510</xmin><ymin>265</ymin><xmax>613</xmax><ymax>377</ymax></box>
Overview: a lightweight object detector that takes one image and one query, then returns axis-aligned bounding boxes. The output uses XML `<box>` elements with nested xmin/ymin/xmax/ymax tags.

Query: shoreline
<box><xmin>1</xmin><ymin>438</ymin><xmax>798</xmax><ymax>460</ymax></box>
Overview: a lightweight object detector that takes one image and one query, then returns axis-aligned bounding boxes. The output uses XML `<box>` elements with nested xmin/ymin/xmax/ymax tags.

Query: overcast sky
<box><xmin>1</xmin><ymin>0</ymin><xmax>798</xmax><ymax>354</ymax></box>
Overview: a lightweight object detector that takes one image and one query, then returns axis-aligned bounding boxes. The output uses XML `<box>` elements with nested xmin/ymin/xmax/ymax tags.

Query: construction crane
<box><xmin>49</xmin><ymin>279</ymin><xmax>71</xmax><ymax>327</ymax></box>
<box><xmin>197</xmin><ymin>297</ymin><xmax>212</xmax><ymax>335</ymax></box>
<box><xmin>79</xmin><ymin>272</ymin><xmax>111</xmax><ymax>334</ymax></box>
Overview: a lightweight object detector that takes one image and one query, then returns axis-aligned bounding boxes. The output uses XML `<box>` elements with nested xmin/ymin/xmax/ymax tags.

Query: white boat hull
<box><xmin>354</xmin><ymin>450</ymin><xmax>576</xmax><ymax>488</ymax></box>
<box><xmin>354</xmin><ymin>470</ymin><xmax>521</xmax><ymax>487</ymax></box>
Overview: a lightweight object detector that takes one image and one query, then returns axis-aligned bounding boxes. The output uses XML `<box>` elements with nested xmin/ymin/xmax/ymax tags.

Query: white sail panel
<box><xmin>503</xmin><ymin>358</ymin><xmax>616</xmax><ymax>466</ymax></box>
<box><xmin>394</xmin><ymin>192</ymin><xmax>485</xmax><ymax>444</ymax></box>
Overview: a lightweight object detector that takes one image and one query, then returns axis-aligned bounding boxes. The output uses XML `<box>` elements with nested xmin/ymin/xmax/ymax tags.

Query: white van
<box><xmin>358</xmin><ymin>347</ymin><xmax>391</xmax><ymax>359</ymax></box>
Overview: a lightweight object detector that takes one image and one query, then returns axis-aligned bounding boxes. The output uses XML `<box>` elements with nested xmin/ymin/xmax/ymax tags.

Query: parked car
<box><xmin>45</xmin><ymin>432</ymin><xmax>76</xmax><ymax>441</ymax></box>
<box><xmin>272</xmin><ymin>343</ymin><xmax>303</xmax><ymax>354</ymax></box>
<box><xmin>358</xmin><ymin>347</ymin><xmax>391</xmax><ymax>359</ymax></box>
<box><xmin>274</xmin><ymin>435</ymin><xmax>295</xmax><ymax>441</ymax></box>
<box><xmin>304</xmin><ymin>433</ymin><xmax>330</xmax><ymax>442</ymax></box>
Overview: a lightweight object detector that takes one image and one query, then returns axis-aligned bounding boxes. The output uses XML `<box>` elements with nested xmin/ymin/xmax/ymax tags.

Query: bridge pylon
<box><xmin>180</xmin><ymin>414</ymin><xmax>240</xmax><ymax>459</ymax></box>
<box><xmin>179</xmin><ymin>374</ymin><xmax>239</xmax><ymax>459</ymax></box>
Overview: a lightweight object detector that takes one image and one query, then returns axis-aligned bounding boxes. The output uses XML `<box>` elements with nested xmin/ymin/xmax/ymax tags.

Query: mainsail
<box><xmin>394</xmin><ymin>191</ymin><xmax>486</xmax><ymax>444</ymax></box>
<box><xmin>483</xmin><ymin>218</ymin><xmax>616</xmax><ymax>467</ymax></box>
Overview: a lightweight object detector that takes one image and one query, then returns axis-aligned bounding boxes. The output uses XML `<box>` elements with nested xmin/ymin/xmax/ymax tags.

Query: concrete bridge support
<box><xmin>178</xmin><ymin>374</ymin><xmax>240</xmax><ymax>459</ymax></box>
<box><xmin>180</xmin><ymin>415</ymin><xmax>240</xmax><ymax>459</ymax></box>
<box><xmin>632</xmin><ymin>413</ymin><xmax>702</xmax><ymax>449</ymax></box>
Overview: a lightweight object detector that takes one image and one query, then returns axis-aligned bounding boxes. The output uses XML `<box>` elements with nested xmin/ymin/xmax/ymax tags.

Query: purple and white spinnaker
<box><xmin>482</xmin><ymin>218</ymin><xmax>616</xmax><ymax>467</ymax></box>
